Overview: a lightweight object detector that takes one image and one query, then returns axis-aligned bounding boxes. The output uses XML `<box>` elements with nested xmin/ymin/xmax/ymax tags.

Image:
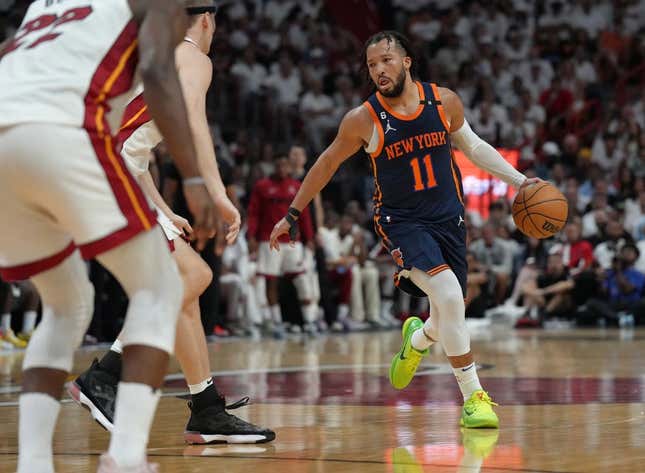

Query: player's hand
<box><xmin>518</xmin><ymin>177</ymin><xmax>544</xmax><ymax>190</ymax></box>
<box><xmin>169</xmin><ymin>213</ymin><xmax>193</xmax><ymax>237</ymax></box>
<box><xmin>183</xmin><ymin>183</ymin><xmax>217</xmax><ymax>251</ymax></box>
<box><xmin>214</xmin><ymin>196</ymin><xmax>241</xmax><ymax>245</ymax></box>
<box><xmin>269</xmin><ymin>218</ymin><xmax>291</xmax><ymax>252</ymax></box>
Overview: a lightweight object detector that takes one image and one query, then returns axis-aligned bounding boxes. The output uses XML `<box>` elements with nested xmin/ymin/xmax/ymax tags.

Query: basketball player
<box><xmin>69</xmin><ymin>0</ymin><xmax>275</xmax><ymax>444</ymax></box>
<box><xmin>247</xmin><ymin>156</ymin><xmax>317</xmax><ymax>335</ymax></box>
<box><xmin>270</xmin><ymin>31</ymin><xmax>542</xmax><ymax>429</ymax></box>
<box><xmin>0</xmin><ymin>1</ymin><xmax>218</xmax><ymax>472</ymax></box>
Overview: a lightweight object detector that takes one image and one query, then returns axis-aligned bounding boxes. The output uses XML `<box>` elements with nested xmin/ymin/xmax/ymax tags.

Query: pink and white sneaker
<box><xmin>96</xmin><ymin>454</ymin><xmax>159</xmax><ymax>473</ymax></box>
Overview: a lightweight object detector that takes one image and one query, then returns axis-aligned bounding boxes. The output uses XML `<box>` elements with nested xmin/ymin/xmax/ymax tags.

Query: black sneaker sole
<box><xmin>184</xmin><ymin>430</ymin><xmax>276</xmax><ymax>445</ymax></box>
<box><xmin>67</xmin><ymin>380</ymin><xmax>114</xmax><ymax>432</ymax></box>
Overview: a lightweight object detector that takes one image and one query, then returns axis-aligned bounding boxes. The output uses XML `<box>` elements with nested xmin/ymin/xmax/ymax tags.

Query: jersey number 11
<box><xmin>410</xmin><ymin>154</ymin><xmax>437</xmax><ymax>191</ymax></box>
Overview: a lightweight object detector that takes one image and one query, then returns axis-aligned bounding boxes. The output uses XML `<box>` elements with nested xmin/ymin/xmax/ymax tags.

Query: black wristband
<box><xmin>285</xmin><ymin>213</ymin><xmax>298</xmax><ymax>240</ymax></box>
<box><xmin>287</xmin><ymin>207</ymin><xmax>301</xmax><ymax>218</ymax></box>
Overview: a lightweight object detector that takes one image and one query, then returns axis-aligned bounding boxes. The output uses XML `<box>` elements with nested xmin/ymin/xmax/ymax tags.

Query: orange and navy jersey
<box><xmin>363</xmin><ymin>81</ymin><xmax>464</xmax><ymax>223</ymax></box>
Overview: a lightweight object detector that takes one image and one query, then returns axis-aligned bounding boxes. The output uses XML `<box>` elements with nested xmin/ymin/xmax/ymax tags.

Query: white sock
<box><xmin>188</xmin><ymin>377</ymin><xmax>213</xmax><ymax>395</ymax></box>
<box><xmin>452</xmin><ymin>363</ymin><xmax>483</xmax><ymax>401</ymax></box>
<box><xmin>1</xmin><ymin>313</ymin><xmax>10</xmax><ymax>332</ymax></box>
<box><xmin>411</xmin><ymin>326</ymin><xmax>436</xmax><ymax>351</ymax></box>
<box><xmin>270</xmin><ymin>305</ymin><xmax>282</xmax><ymax>324</ymax></box>
<box><xmin>110</xmin><ymin>339</ymin><xmax>123</xmax><ymax>354</ymax></box>
<box><xmin>21</xmin><ymin>310</ymin><xmax>38</xmax><ymax>334</ymax></box>
<box><xmin>108</xmin><ymin>382</ymin><xmax>160</xmax><ymax>468</ymax></box>
<box><xmin>262</xmin><ymin>306</ymin><xmax>271</xmax><ymax>323</ymax></box>
<box><xmin>337</xmin><ymin>304</ymin><xmax>349</xmax><ymax>321</ymax></box>
<box><xmin>17</xmin><ymin>392</ymin><xmax>61</xmax><ymax>473</ymax></box>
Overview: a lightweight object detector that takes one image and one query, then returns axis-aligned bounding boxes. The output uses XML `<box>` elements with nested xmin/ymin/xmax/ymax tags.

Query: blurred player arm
<box><xmin>137</xmin><ymin>168</ymin><xmax>193</xmax><ymax>235</ymax></box>
<box><xmin>130</xmin><ymin>0</ymin><xmax>215</xmax><ymax>247</ymax></box>
<box><xmin>440</xmin><ymin>87</ymin><xmax>529</xmax><ymax>189</ymax></box>
<box><xmin>177</xmin><ymin>46</ymin><xmax>240</xmax><ymax>244</ymax></box>
<box><xmin>131</xmin><ymin>0</ymin><xmax>198</xmax><ymax>179</ymax></box>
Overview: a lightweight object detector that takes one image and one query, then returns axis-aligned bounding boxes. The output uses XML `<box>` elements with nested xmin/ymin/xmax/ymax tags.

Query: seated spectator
<box><xmin>336</xmin><ymin>214</ymin><xmax>388</xmax><ymax>328</ymax></box>
<box><xmin>470</xmin><ymin>223</ymin><xmax>514</xmax><ymax>305</ymax></box>
<box><xmin>593</xmin><ymin>220</ymin><xmax>632</xmax><ymax>270</ymax></box>
<box><xmin>581</xmin><ymin>192</ymin><xmax>613</xmax><ymax>241</ymax></box>
<box><xmin>561</xmin><ymin>219</ymin><xmax>594</xmax><ymax>276</ymax></box>
<box><xmin>503</xmin><ymin>237</ymin><xmax>551</xmax><ymax>310</ymax></box>
<box><xmin>585</xmin><ymin>243</ymin><xmax>645</xmax><ymax>326</ymax></box>
<box><xmin>220</xmin><ymin>232</ymin><xmax>263</xmax><ymax>337</ymax></box>
<box><xmin>624</xmin><ymin>190</ymin><xmax>645</xmax><ymax>237</ymax></box>
<box><xmin>521</xmin><ymin>250</ymin><xmax>574</xmax><ymax>323</ymax></box>
<box><xmin>317</xmin><ymin>212</ymin><xmax>357</xmax><ymax>331</ymax></box>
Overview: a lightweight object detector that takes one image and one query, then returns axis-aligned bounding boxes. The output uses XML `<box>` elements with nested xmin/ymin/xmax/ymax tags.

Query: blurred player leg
<box><xmin>95</xmin><ymin>228</ymin><xmax>183</xmax><ymax>468</ymax></box>
<box><xmin>18</xmin><ymin>251</ymin><xmax>94</xmax><ymax>473</ymax></box>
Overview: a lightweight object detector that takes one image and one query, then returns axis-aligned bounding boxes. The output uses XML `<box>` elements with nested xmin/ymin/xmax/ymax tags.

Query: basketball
<box><xmin>512</xmin><ymin>182</ymin><xmax>568</xmax><ymax>239</ymax></box>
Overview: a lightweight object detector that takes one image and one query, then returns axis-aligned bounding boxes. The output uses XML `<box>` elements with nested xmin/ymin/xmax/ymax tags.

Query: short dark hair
<box><xmin>360</xmin><ymin>31</ymin><xmax>418</xmax><ymax>93</ymax></box>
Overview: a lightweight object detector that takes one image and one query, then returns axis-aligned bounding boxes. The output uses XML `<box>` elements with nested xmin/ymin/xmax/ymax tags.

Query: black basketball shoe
<box><xmin>184</xmin><ymin>396</ymin><xmax>276</xmax><ymax>444</ymax></box>
<box><xmin>68</xmin><ymin>358</ymin><xmax>118</xmax><ymax>431</ymax></box>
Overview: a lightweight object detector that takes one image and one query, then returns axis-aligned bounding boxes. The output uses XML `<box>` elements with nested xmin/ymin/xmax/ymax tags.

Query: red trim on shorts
<box><xmin>79</xmin><ymin>223</ymin><xmax>157</xmax><ymax>260</ymax></box>
<box><xmin>168</xmin><ymin>239</ymin><xmax>176</xmax><ymax>253</ymax></box>
<box><xmin>117</xmin><ymin>93</ymin><xmax>152</xmax><ymax>146</ymax></box>
<box><xmin>81</xmin><ymin>20</ymin><xmax>156</xmax><ymax>257</ymax></box>
<box><xmin>0</xmin><ymin>242</ymin><xmax>76</xmax><ymax>281</ymax></box>
<box><xmin>283</xmin><ymin>271</ymin><xmax>306</xmax><ymax>278</ymax></box>
<box><xmin>256</xmin><ymin>273</ymin><xmax>279</xmax><ymax>280</ymax></box>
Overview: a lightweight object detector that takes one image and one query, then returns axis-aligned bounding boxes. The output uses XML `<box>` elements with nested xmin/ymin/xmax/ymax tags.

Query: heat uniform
<box><xmin>0</xmin><ymin>0</ymin><xmax>156</xmax><ymax>281</ymax></box>
<box><xmin>117</xmin><ymin>90</ymin><xmax>183</xmax><ymax>246</ymax></box>
<box><xmin>247</xmin><ymin>176</ymin><xmax>314</xmax><ymax>278</ymax></box>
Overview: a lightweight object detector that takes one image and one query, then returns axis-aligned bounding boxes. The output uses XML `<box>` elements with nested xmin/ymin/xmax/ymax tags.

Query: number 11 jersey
<box><xmin>0</xmin><ymin>0</ymin><xmax>139</xmax><ymax>137</ymax></box>
<box><xmin>363</xmin><ymin>81</ymin><xmax>465</xmax><ymax>223</ymax></box>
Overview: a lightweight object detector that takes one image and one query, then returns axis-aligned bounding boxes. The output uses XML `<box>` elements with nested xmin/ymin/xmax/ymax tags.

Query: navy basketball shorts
<box><xmin>378</xmin><ymin>214</ymin><xmax>468</xmax><ymax>297</ymax></box>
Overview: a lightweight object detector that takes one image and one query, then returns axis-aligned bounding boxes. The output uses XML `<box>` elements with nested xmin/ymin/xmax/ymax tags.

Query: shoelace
<box><xmin>468</xmin><ymin>392</ymin><xmax>499</xmax><ymax>411</ymax></box>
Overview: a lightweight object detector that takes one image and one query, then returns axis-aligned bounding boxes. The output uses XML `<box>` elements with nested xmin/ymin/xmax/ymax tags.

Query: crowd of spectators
<box><xmin>1</xmin><ymin>0</ymin><xmax>644</xmax><ymax>348</ymax></box>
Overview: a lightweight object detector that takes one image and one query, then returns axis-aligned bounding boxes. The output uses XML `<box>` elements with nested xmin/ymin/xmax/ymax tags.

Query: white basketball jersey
<box><xmin>116</xmin><ymin>85</ymin><xmax>163</xmax><ymax>177</ymax></box>
<box><xmin>0</xmin><ymin>0</ymin><xmax>139</xmax><ymax>135</ymax></box>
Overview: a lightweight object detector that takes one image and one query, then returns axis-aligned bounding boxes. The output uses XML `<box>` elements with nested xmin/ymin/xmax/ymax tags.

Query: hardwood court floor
<box><xmin>0</xmin><ymin>326</ymin><xmax>644</xmax><ymax>472</ymax></box>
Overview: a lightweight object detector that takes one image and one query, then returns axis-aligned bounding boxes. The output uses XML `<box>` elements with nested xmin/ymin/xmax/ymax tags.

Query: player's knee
<box><xmin>23</xmin><ymin>279</ymin><xmax>93</xmax><ymax>373</ymax></box>
<box><xmin>120</xmin><ymin>260</ymin><xmax>183</xmax><ymax>355</ymax></box>
<box><xmin>184</xmin><ymin>258</ymin><xmax>212</xmax><ymax>300</ymax></box>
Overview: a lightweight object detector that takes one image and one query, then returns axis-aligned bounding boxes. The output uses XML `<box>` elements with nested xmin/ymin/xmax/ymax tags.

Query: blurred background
<box><xmin>1</xmin><ymin>0</ymin><xmax>644</xmax><ymax>350</ymax></box>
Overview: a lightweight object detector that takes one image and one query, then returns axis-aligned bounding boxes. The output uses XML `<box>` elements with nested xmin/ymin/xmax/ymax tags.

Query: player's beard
<box><xmin>379</xmin><ymin>67</ymin><xmax>407</xmax><ymax>98</ymax></box>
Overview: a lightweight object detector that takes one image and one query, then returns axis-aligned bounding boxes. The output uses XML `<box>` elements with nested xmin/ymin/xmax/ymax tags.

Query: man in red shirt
<box><xmin>562</xmin><ymin>219</ymin><xmax>594</xmax><ymax>276</ymax></box>
<box><xmin>247</xmin><ymin>157</ymin><xmax>316</xmax><ymax>334</ymax></box>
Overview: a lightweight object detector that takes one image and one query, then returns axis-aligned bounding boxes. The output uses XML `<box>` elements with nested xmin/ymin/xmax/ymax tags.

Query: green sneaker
<box><xmin>461</xmin><ymin>427</ymin><xmax>499</xmax><ymax>459</ymax></box>
<box><xmin>389</xmin><ymin>317</ymin><xmax>428</xmax><ymax>390</ymax></box>
<box><xmin>392</xmin><ymin>446</ymin><xmax>423</xmax><ymax>473</ymax></box>
<box><xmin>460</xmin><ymin>390</ymin><xmax>499</xmax><ymax>429</ymax></box>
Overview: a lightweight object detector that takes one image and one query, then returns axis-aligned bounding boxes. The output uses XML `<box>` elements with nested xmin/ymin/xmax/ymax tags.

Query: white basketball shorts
<box><xmin>0</xmin><ymin>124</ymin><xmax>158</xmax><ymax>281</ymax></box>
<box><xmin>256</xmin><ymin>241</ymin><xmax>305</xmax><ymax>278</ymax></box>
